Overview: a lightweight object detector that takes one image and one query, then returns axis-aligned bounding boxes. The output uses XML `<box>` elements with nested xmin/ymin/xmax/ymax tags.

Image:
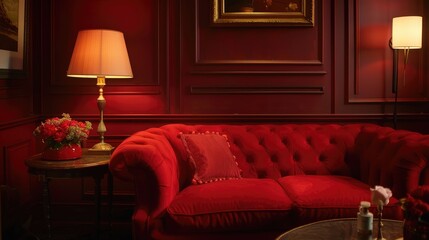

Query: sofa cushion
<box><xmin>179</xmin><ymin>132</ymin><xmax>242</xmax><ymax>184</ymax></box>
<box><xmin>277</xmin><ymin>175</ymin><xmax>403</xmax><ymax>225</ymax></box>
<box><xmin>165</xmin><ymin>178</ymin><xmax>294</xmax><ymax>233</ymax></box>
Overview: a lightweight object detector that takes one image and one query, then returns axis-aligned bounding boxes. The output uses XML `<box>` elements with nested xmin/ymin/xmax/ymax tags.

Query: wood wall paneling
<box><xmin>178</xmin><ymin>0</ymin><xmax>332</xmax><ymax>114</ymax></box>
<box><xmin>350</xmin><ymin>0</ymin><xmax>428</xmax><ymax>103</ymax></box>
<box><xmin>195</xmin><ymin>1</ymin><xmax>323</xmax><ymax>66</ymax></box>
<box><xmin>7</xmin><ymin>0</ymin><xmax>427</xmax><ymax>210</ymax></box>
<box><xmin>43</xmin><ymin>0</ymin><xmax>429</xmax><ymax>117</ymax></box>
<box><xmin>47</xmin><ymin>0</ymin><xmax>168</xmax><ymax>115</ymax></box>
<box><xmin>4</xmin><ymin>141</ymin><xmax>32</xmax><ymax>203</ymax></box>
<box><xmin>0</xmin><ymin>119</ymin><xmax>39</xmax><ymax>204</ymax></box>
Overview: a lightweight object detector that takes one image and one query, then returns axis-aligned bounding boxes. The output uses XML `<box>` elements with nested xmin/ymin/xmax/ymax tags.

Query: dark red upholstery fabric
<box><xmin>277</xmin><ymin>175</ymin><xmax>402</xmax><ymax>225</ymax></box>
<box><xmin>166</xmin><ymin>178</ymin><xmax>294</xmax><ymax>232</ymax></box>
<box><xmin>109</xmin><ymin>123</ymin><xmax>429</xmax><ymax>240</ymax></box>
<box><xmin>179</xmin><ymin>132</ymin><xmax>242</xmax><ymax>184</ymax></box>
<box><xmin>352</xmin><ymin>126</ymin><xmax>429</xmax><ymax>198</ymax></box>
<box><xmin>160</xmin><ymin>124</ymin><xmax>367</xmax><ymax>183</ymax></box>
<box><xmin>109</xmin><ymin>128</ymin><xmax>181</xmax><ymax>220</ymax></box>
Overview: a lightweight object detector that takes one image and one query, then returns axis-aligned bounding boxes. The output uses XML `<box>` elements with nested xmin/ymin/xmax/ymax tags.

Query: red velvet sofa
<box><xmin>109</xmin><ymin>123</ymin><xmax>429</xmax><ymax>240</ymax></box>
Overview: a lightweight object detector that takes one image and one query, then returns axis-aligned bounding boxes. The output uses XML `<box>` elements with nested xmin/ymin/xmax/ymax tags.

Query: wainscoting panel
<box><xmin>44</xmin><ymin>0</ymin><xmax>170</xmax><ymax>114</ymax></box>
<box><xmin>3</xmin><ymin>140</ymin><xmax>32</xmax><ymax>203</ymax></box>
<box><xmin>177</xmin><ymin>0</ymin><xmax>332</xmax><ymax>114</ymax></box>
<box><xmin>348</xmin><ymin>0</ymin><xmax>429</xmax><ymax>103</ymax></box>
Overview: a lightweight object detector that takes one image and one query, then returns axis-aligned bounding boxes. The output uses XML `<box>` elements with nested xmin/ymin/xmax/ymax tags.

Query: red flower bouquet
<box><xmin>33</xmin><ymin>113</ymin><xmax>92</xmax><ymax>149</ymax></box>
<box><xmin>402</xmin><ymin>186</ymin><xmax>429</xmax><ymax>240</ymax></box>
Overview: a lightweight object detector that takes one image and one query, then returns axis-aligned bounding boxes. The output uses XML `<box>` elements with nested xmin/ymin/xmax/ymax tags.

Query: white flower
<box><xmin>371</xmin><ymin>185</ymin><xmax>392</xmax><ymax>206</ymax></box>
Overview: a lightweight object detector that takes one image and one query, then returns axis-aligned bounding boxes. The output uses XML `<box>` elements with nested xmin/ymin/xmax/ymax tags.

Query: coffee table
<box><xmin>276</xmin><ymin>218</ymin><xmax>403</xmax><ymax>240</ymax></box>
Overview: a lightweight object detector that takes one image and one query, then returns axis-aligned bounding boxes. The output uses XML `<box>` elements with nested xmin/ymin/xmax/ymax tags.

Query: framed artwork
<box><xmin>0</xmin><ymin>0</ymin><xmax>26</xmax><ymax>79</ymax></box>
<box><xmin>212</xmin><ymin>0</ymin><xmax>314</xmax><ymax>26</ymax></box>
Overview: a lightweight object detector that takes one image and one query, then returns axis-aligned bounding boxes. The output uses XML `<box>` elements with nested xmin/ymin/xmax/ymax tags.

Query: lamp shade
<box><xmin>391</xmin><ymin>16</ymin><xmax>422</xmax><ymax>49</ymax></box>
<box><xmin>67</xmin><ymin>29</ymin><xmax>133</xmax><ymax>78</ymax></box>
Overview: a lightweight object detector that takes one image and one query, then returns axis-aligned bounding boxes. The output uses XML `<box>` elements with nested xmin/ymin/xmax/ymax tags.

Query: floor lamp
<box><xmin>390</xmin><ymin>16</ymin><xmax>422</xmax><ymax>129</ymax></box>
<box><xmin>67</xmin><ymin>29</ymin><xmax>133</xmax><ymax>151</ymax></box>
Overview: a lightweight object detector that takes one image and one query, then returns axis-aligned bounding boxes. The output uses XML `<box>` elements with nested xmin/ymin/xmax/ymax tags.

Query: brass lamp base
<box><xmin>89</xmin><ymin>142</ymin><xmax>114</xmax><ymax>152</ymax></box>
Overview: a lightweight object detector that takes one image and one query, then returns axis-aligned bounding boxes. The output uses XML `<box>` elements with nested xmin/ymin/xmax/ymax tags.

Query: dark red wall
<box><xmin>44</xmin><ymin>0</ymin><xmax>429</xmax><ymax>118</ymax></box>
<box><xmin>0</xmin><ymin>0</ymin><xmax>428</xmax><ymax>213</ymax></box>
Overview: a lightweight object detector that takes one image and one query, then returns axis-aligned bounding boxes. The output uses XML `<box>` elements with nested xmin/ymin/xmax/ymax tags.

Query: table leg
<box><xmin>107</xmin><ymin>171</ymin><xmax>113</xmax><ymax>231</ymax></box>
<box><xmin>94</xmin><ymin>176</ymin><xmax>101</xmax><ymax>240</ymax></box>
<box><xmin>42</xmin><ymin>176</ymin><xmax>52</xmax><ymax>240</ymax></box>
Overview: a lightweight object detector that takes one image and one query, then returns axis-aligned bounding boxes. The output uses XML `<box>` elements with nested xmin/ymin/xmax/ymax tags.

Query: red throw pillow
<box><xmin>179</xmin><ymin>132</ymin><xmax>242</xmax><ymax>184</ymax></box>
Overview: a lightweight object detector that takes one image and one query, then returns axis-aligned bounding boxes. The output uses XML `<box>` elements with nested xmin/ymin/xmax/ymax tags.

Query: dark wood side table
<box><xmin>25</xmin><ymin>149</ymin><xmax>113</xmax><ymax>240</ymax></box>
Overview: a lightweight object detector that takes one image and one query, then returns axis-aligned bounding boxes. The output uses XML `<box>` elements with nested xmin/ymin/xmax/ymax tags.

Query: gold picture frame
<box><xmin>0</xmin><ymin>0</ymin><xmax>27</xmax><ymax>79</ymax></box>
<box><xmin>212</xmin><ymin>0</ymin><xmax>314</xmax><ymax>26</ymax></box>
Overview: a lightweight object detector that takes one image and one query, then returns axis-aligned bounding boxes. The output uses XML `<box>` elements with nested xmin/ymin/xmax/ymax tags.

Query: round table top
<box><xmin>276</xmin><ymin>218</ymin><xmax>403</xmax><ymax>240</ymax></box>
<box><xmin>25</xmin><ymin>149</ymin><xmax>110</xmax><ymax>170</ymax></box>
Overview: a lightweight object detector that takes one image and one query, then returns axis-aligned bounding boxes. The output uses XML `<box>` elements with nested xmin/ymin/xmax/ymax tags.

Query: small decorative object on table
<box><xmin>33</xmin><ymin>113</ymin><xmax>92</xmax><ymax>160</ymax></box>
<box><xmin>402</xmin><ymin>186</ymin><xmax>429</xmax><ymax>240</ymax></box>
<box><xmin>357</xmin><ymin>201</ymin><xmax>373</xmax><ymax>239</ymax></box>
<box><xmin>371</xmin><ymin>185</ymin><xmax>392</xmax><ymax>240</ymax></box>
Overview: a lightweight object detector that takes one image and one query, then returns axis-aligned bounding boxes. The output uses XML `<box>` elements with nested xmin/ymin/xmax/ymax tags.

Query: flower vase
<box><xmin>42</xmin><ymin>144</ymin><xmax>82</xmax><ymax>160</ymax></box>
<box><xmin>376</xmin><ymin>204</ymin><xmax>385</xmax><ymax>240</ymax></box>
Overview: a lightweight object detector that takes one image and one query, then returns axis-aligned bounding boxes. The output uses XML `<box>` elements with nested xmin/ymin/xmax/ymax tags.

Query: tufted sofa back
<box><xmin>158</xmin><ymin>123</ymin><xmax>375</xmax><ymax>187</ymax></box>
<box><xmin>111</xmin><ymin>122</ymin><xmax>429</xmax><ymax>219</ymax></box>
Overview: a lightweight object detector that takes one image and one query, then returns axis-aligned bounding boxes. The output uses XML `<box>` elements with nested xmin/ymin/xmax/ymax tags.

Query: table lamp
<box><xmin>390</xmin><ymin>16</ymin><xmax>422</xmax><ymax>129</ymax></box>
<box><xmin>67</xmin><ymin>29</ymin><xmax>133</xmax><ymax>151</ymax></box>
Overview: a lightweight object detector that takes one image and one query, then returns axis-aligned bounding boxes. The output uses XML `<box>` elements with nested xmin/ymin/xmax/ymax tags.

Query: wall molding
<box><xmin>45</xmin><ymin>86</ymin><xmax>162</xmax><ymax>95</ymax></box>
<box><xmin>194</xmin><ymin>59</ymin><xmax>324</xmax><ymax>65</ymax></box>
<box><xmin>190</xmin><ymin>70</ymin><xmax>327</xmax><ymax>75</ymax></box>
<box><xmin>0</xmin><ymin>115</ymin><xmax>39</xmax><ymax>131</ymax></box>
<box><xmin>190</xmin><ymin>86</ymin><xmax>324</xmax><ymax>94</ymax></box>
<box><xmin>192</xmin><ymin>0</ymin><xmax>324</xmax><ymax>66</ymax></box>
<box><xmin>3</xmin><ymin>140</ymin><xmax>32</xmax><ymax>185</ymax></box>
<box><xmin>49</xmin><ymin>0</ymin><xmax>167</xmax><ymax>88</ymax></box>
<box><xmin>71</xmin><ymin>113</ymin><xmax>429</xmax><ymax>124</ymax></box>
<box><xmin>0</xmin><ymin>86</ymin><xmax>30</xmax><ymax>99</ymax></box>
<box><xmin>349</xmin><ymin>0</ymin><xmax>428</xmax><ymax>103</ymax></box>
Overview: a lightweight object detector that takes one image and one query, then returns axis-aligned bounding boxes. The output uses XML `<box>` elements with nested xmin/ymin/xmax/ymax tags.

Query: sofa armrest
<box><xmin>109</xmin><ymin>128</ymin><xmax>180</xmax><ymax>219</ymax></box>
<box><xmin>353</xmin><ymin>126</ymin><xmax>429</xmax><ymax>198</ymax></box>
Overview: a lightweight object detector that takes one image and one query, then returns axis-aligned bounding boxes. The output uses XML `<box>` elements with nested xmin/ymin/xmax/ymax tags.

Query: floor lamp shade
<box><xmin>67</xmin><ymin>29</ymin><xmax>133</xmax><ymax>78</ymax></box>
<box><xmin>390</xmin><ymin>16</ymin><xmax>422</xmax><ymax>130</ymax></box>
<box><xmin>391</xmin><ymin>16</ymin><xmax>422</xmax><ymax>50</ymax></box>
